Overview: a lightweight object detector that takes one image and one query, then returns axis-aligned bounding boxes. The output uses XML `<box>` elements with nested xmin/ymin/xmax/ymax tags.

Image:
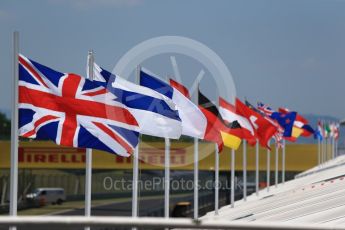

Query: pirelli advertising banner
<box><xmin>0</xmin><ymin>140</ymin><xmax>317</xmax><ymax>171</ymax></box>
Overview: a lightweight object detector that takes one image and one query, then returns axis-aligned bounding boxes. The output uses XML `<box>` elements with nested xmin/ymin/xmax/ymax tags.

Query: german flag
<box><xmin>198</xmin><ymin>89</ymin><xmax>243</xmax><ymax>152</ymax></box>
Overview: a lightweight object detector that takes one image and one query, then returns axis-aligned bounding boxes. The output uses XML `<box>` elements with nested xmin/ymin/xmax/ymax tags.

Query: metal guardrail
<box><xmin>0</xmin><ymin>216</ymin><xmax>344</xmax><ymax>230</ymax></box>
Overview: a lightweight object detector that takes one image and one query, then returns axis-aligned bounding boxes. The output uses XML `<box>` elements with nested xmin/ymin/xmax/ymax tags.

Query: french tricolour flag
<box><xmin>92</xmin><ymin>63</ymin><xmax>182</xmax><ymax>139</ymax></box>
<box><xmin>140</xmin><ymin>69</ymin><xmax>207</xmax><ymax>139</ymax></box>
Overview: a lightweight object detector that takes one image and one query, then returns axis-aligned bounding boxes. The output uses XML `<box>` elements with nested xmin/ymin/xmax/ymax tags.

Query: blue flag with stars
<box><xmin>270</xmin><ymin>111</ymin><xmax>297</xmax><ymax>137</ymax></box>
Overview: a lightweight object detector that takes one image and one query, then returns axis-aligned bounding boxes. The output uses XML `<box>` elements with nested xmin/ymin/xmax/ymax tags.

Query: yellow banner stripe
<box><xmin>292</xmin><ymin>127</ymin><xmax>304</xmax><ymax>138</ymax></box>
<box><xmin>220</xmin><ymin>131</ymin><xmax>242</xmax><ymax>150</ymax></box>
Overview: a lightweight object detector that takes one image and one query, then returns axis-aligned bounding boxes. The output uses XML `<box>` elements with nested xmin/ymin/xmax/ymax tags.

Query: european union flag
<box><xmin>270</xmin><ymin>111</ymin><xmax>297</xmax><ymax>137</ymax></box>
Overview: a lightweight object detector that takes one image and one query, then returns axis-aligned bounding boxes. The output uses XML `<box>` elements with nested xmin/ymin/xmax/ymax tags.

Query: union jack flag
<box><xmin>18</xmin><ymin>54</ymin><xmax>139</xmax><ymax>157</ymax></box>
<box><xmin>257</xmin><ymin>102</ymin><xmax>274</xmax><ymax>116</ymax></box>
<box><xmin>255</xmin><ymin>101</ymin><xmax>284</xmax><ymax>147</ymax></box>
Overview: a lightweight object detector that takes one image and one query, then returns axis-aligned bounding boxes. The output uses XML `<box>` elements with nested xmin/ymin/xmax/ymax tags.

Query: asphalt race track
<box><xmin>3</xmin><ymin>194</ymin><xmax>195</xmax><ymax>230</ymax></box>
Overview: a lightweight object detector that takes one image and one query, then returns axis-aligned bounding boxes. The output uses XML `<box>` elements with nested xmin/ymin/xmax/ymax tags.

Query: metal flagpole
<box><xmin>282</xmin><ymin>139</ymin><xmax>286</xmax><ymax>184</ymax></box>
<box><xmin>132</xmin><ymin>145</ymin><xmax>139</xmax><ymax>220</ymax></box>
<box><xmin>327</xmin><ymin>137</ymin><xmax>330</xmax><ymax>161</ymax></box>
<box><xmin>162</xmin><ymin>73</ymin><xmax>172</xmax><ymax>221</ymax></box>
<box><xmin>321</xmin><ymin>121</ymin><xmax>324</xmax><ymax>164</ymax></box>
<box><xmin>328</xmin><ymin>137</ymin><xmax>331</xmax><ymax>160</ymax></box>
<box><xmin>215</xmin><ymin>144</ymin><xmax>219</xmax><ymax>215</ymax></box>
<box><xmin>318</xmin><ymin>138</ymin><xmax>321</xmax><ymax>165</ymax></box>
<box><xmin>335</xmin><ymin>139</ymin><xmax>338</xmax><ymax>157</ymax></box>
<box><xmin>320</xmin><ymin>122</ymin><xmax>323</xmax><ymax>164</ymax></box>
<box><xmin>333</xmin><ymin>138</ymin><xmax>337</xmax><ymax>158</ymax></box>
<box><xmin>193</xmin><ymin>137</ymin><xmax>198</xmax><ymax>219</ymax></box>
<box><xmin>336</xmin><ymin>139</ymin><xmax>339</xmax><ymax>156</ymax></box>
<box><xmin>320</xmin><ymin>136</ymin><xmax>322</xmax><ymax>165</ymax></box>
<box><xmin>324</xmin><ymin>137</ymin><xmax>327</xmax><ymax>163</ymax></box>
<box><xmin>325</xmin><ymin>136</ymin><xmax>328</xmax><ymax>162</ymax></box>
<box><xmin>334</xmin><ymin>138</ymin><xmax>337</xmax><ymax>158</ymax></box>
<box><xmin>230</xmin><ymin>149</ymin><xmax>235</xmax><ymax>208</ymax></box>
<box><xmin>255</xmin><ymin>141</ymin><xmax>259</xmax><ymax>196</ymax></box>
<box><xmin>336</xmin><ymin>140</ymin><xmax>339</xmax><ymax>156</ymax></box>
<box><xmin>320</xmin><ymin>138</ymin><xmax>322</xmax><ymax>165</ymax></box>
<box><xmin>193</xmin><ymin>86</ymin><xmax>199</xmax><ymax>220</ymax></box>
<box><xmin>322</xmin><ymin>137</ymin><xmax>325</xmax><ymax>165</ymax></box>
<box><xmin>164</xmin><ymin>138</ymin><xmax>170</xmax><ymax>219</ymax></box>
<box><xmin>85</xmin><ymin>51</ymin><xmax>94</xmax><ymax>230</ymax></box>
<box><xmin>132</xmin><ymin>66</ymin><xmax>140</xmax><ymax>224</ymax></box>
<box><xmin>335</xmin><ymin>139</ymin><xmax>337</xmax><ymax>157</ymax></box>
<box><xmin>275</xmin><ymin>143</ymin><xmax>279</xmax><ymax>188</ymax></box>
<box><xmin>332</xmin><ymin>137</ymin><xmax>335</xmax><ymax>159</ymax></box>
<box><xmin>324</xmin><ymin>121</ymin><xmax>327</xmax><ymax>163</ymax></box>
<box><xmin>330</xmin><ymin>137</ymin><xmax>332</xmax><ymax>160</ymax></box>
<box><xmin>328</xmin><ymin>137</ymin><xmax>330</xmax><ymax>160</ymax></box>
<box><xmin>324</xmin><ymin>137</ymin><xmax>326</xmax><ymax>162</ymax></box>
<box><xmin>266</xmin><ymin>139</ymin><xmax>270</xmax><ymax>192</ymax></box>
<box><xmin>9</xmin><ymin>31</ymin><xmax>19</xmax><ymax>230</ymax></box>
<box><xmin>242</xmin><ymin>140</ymin><xmax>247</xmax><ymax>201</ymax></box>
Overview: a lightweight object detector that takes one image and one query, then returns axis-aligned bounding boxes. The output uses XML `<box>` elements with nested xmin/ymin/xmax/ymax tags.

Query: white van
<box><xmin>26</xmin><ymin>188</ymin><xmax>66</xmax><ymax>206</ymax></box>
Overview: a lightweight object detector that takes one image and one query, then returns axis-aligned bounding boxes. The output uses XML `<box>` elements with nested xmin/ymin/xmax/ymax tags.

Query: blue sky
<box><xmin>1</xmin><ymin>0</ymin><xmax>345</xmax><ymax>118</ymax></box>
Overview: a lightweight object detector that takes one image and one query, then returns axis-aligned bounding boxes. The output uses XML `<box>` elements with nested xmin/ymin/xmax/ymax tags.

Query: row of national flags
<box><xmin>18</xmin><ymin>54</ymin><xmax>335</xmax><ymax>157</ymax></box>
<box><xmin>316</xmin><ymin>120</ymin><xmax>340</xmax><ymax>141</ymax></box>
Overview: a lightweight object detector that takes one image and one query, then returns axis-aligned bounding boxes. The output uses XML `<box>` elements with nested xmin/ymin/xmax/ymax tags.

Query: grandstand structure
<box><xmin>202</xmin><ymin>154</ymin><xmax>345</xmax><ymax>227</ymax></box>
